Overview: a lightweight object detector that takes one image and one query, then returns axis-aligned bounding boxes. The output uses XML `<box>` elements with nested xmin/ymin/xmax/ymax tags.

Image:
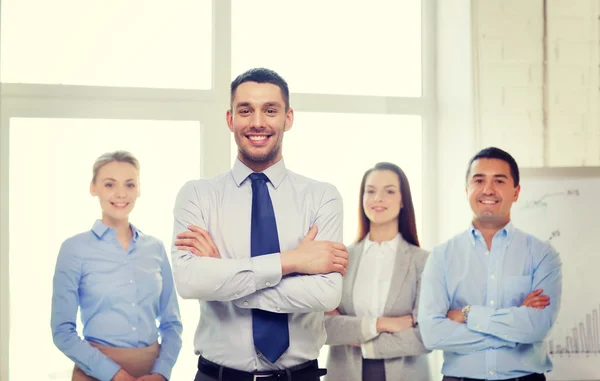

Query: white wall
<box><xmin>436</xmin><ymin>0</ymin><xmax>477</xmax><ymax>243</ymax></box>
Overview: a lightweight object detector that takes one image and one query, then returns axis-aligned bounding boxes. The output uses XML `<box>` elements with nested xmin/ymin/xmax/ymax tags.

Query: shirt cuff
<box><xmin>361</xmin><ymin>317</ymin><xmax>379</xmax><ymax>342</ymax></box>
<box><xmin>151</xmin><ymin>359</ymin><xmax>171</xmax><ymax>381</ymax></box>
<box><xmin>467</xmin><ymin>305</ymin><xmax>495</xmax><ymax>333</ymax></box>
<box><xmin>250</xmin><ymin>253</ymin><xmax>283</xmax><ymax>291</ymax></box>
<box><xmin>90</xmin><ymin>357</ymin><xmax>121</xmax><ymax>381</ymax></box>
<box><xmin>361</xmin><ymin>340</ymin><xmax>377</xmax><ymax>359</ymax></box>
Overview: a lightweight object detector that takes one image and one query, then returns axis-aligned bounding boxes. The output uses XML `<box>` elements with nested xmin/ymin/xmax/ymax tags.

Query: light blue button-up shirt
<box><xmin>171</xmin><ymin>158</ymin><xmax>344</xmax><ymax>372</ymax></box>
<box><xmin>51</xmin><ymin>220</ymin><xmax>183</xmax><ymax>381</ymax></box>
<box><xmin>418</xmin><ymin>221</ymin><xmax>562</xmax><ymax>379</ymax></box>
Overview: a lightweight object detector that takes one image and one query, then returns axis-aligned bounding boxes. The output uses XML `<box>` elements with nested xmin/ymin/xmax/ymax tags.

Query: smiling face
<box><xmin>466</xmin><ymin>158</ymin><xmax>520</xmax><ymax>229</ymax></box>
<box><xmin>90</xmin><ymin>161</ymin><xmax>140</xmax><ymax>225</ymax></box>
<box><xmin>362</xmin><ymin>169</ymin><xmax>403</xmax><ymax>228</ymax></box>
<box><xmin>226</xmin><ymin>81</ymin><xmax>293</xmax><ymax>172</ymax></box>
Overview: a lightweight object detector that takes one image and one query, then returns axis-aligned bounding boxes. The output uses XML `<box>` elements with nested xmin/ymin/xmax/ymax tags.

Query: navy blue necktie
<box><xmin>249</xmin><ymin>173</ymin><xmax>290</xmax><ymax>363</ymax></box>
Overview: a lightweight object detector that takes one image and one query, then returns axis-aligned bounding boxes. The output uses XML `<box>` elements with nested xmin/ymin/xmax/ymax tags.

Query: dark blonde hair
<box><xmin>92</xmin><ymin>151</ymin><xmax>140</xmax><ymax>183</ymax></box>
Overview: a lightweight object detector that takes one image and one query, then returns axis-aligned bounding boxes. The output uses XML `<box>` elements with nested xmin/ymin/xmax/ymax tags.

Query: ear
<box><xmin>226</xmin><ymin>109</ymin><xmax>234</xmax><ymax>132</ymax></box>
<box><xmin>284</xmin><ymin>108</ymin><xmax>294</xmax><ymax>132</ymax></box>
<box><xmin>513</xmin><ymin>184</ymin><xmax>521</xmax><ymax>202</ymax></box>
<box><xmin>90</xmin><ymin>182</ymin><xmax>97</xmax><ymax>197</ymax></box>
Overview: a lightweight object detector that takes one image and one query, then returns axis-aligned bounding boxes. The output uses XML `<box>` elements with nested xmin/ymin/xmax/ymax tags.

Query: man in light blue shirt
<box><xmin>418</xmin><ymin>147</ymin><xmax>562</xmax><ymax>381</ymax></box>
<box><xmin>170</xmin><ymin>68</ymin><xmax>349</xmax><ymax>381</ymax></box>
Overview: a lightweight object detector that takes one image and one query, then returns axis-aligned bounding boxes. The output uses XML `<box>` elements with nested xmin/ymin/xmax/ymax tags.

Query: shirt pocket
<box><xmin>502</xmin><ymin>275</ymin><xmax>531</xmax><ymax>307</ymax></box>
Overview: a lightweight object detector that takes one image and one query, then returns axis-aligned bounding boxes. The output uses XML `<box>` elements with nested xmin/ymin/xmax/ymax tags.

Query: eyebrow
<box><xmin>235</xmin><ymin>101</ymin><xmax>283</xmax><ymax>109</ymax></box>
<box><xmin>366</xmin><ymin>184</ymin><xmax>398</xmax><ymax>188</ymax></box>
<box><xmin>471</xmin><ymin>174</ymin><xmax>509</xmax><ymax>179</ymax></box>
<box><xmin>102</xmin><ymin>178</ymin><xmax>136</xmax><ymax>182</ymax></box>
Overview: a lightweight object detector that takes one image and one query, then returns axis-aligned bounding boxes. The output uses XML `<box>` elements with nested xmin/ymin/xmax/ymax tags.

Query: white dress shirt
<box><xmin>353</xmin><ymin>233</ymin><xmax>400</xmax><ymax>358</ymax></box>
<box><xmin>171</xmin><ymin>158</ymin><xmax>344</xmax><ymax>371</ymax></box>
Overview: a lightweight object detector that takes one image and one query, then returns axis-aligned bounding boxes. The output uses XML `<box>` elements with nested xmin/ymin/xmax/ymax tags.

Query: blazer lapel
<box><xmin>383</xmin><ymin>237</ymin><xmax>413</xmax><ymax>315</ymax></box>
<box><xmin>341</xmin><ymin>239</ymin><xmax>366</xmax><ymax>316</ymax></box>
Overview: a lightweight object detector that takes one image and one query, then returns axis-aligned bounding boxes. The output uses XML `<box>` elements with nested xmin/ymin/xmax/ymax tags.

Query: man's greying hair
<box><xmin>230</xmin><ymin>68</ymin><xmax>290</xmax><ymax>110</ymax></box>
<box><xmin>92</xmin><ymin>150</ymin><xmax>140</xmax><ymax>183</ymax></box>
<box><xmin>466</xmin><ymin>147</ymin><xmax>520</xmax><ymax>187</ymax></box>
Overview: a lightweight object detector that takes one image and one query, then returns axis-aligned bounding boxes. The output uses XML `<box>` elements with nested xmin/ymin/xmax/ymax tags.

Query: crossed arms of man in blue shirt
<box><xmin>418</xmin><ymin>244</ymin><xmax>562</xmax><ymax>354</ymax></box>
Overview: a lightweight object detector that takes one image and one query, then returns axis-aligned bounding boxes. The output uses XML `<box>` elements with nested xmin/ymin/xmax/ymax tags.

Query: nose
<box><xmin>482</xmin><ymin>181</ymin><xmax>496</xmax><ymax>195</ymax></box>
<box><xmin>374</xmin><ymin>191</ymin><xmax>383</xmax><ymax>202</ymax></box>
<box><xmin>250</xmin><ymin>112</ymin><xmax>265</xmax><ymax>129</ymax></box>
<box><xmin>115</xmin><ymin>185</ymin><xmax>127</xmax><ymax>198</ymax></box>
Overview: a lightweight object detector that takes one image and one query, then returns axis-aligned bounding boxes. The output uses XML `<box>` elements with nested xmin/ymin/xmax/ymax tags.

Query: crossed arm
<box><xmin>418</xmin><ymin>246</ymin><xmax>562</xmax><ymax>353</ymax></box>
<box><xmin>170</xmin><ymin>181</ymin><xmax>349</xmax><ymax>312</ymax></box>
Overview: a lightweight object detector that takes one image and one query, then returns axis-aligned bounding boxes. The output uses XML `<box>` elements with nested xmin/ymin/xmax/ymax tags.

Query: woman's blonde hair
<box><xmin>92</xmin><ymin>150</ymin><xmax>140</xmax><ymax>183</ymax></box>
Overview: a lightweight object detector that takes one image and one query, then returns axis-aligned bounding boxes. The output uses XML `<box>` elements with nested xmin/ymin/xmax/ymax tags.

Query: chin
<box><xmin>103</xmin><ymin>211</ymin><xmax>131</xmax><ymax>221</ymax></box>
<box><xmin>369</xmin><ymin>217</ymin><xmax>393</xmax><ymax>226</ymax></box>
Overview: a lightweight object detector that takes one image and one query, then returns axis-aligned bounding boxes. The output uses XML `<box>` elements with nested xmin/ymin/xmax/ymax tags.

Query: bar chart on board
<box><xmin>548</xmin><ymin>305</ymin><xmax>600</xmax><ymax>355</ymax></box>
<box><xmin>513</xmin><ymin>168</ymin><xmax>600</xmax><ymax>381</ymax></box>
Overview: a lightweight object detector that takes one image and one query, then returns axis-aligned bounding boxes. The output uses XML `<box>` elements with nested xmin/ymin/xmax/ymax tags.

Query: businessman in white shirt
<box><xmin>171</xmin><ymin>67</ymin><xmax>349</xmax><ymax>381</ymax></box>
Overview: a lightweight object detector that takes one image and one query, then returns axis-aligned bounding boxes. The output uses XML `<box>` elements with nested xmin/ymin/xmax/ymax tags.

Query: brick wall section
<box><xmin>474</xmin><ymin>0</ymin><xmax>600</xmax><ymax>167</ymax></box>
<box><xmin>474</xmin><ymin>0</ymin><xmax>544</xmax><ymax>167</ymax></box>
<box><xmin>547</xmin><ymin>0</ymin><xmax>600</xmax><ymax>166</ymax></box>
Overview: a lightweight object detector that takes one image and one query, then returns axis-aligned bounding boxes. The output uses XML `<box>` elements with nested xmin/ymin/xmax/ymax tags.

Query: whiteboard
<box><xmin>512</xmin><ymin>167</ymin><xmax>600</xmax><ymax>381</ymax></box>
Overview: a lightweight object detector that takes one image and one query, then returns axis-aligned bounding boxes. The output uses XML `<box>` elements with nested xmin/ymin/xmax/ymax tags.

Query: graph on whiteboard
<box><xmin>513</xmin><ymin>172</ymin><xmax>600</xmax><ymax>381</ymax></box>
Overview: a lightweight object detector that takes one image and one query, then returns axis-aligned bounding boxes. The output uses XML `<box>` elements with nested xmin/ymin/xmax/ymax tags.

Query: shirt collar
<box><xmin>363</xmin><ymin>233</ymin><xmax>402</xmax><ymax>254</ymax></box>
<box><xmin>91</xmin><ymin>219</ymin><xmax>140</xmax><ymax>241</ymax></box>
<box><xmin>231</xmin><ymin>157</ymin><xmax>288</xmax><ymax>189</ymax></box>
<box><xmin>469</xmin><ymin>220</ymin><xmax>514</xmax><ymax>245</ymax></box>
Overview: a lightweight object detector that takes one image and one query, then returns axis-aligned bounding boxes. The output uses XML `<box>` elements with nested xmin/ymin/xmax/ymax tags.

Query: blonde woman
<box><xmin>51</xmin><ymin>151</ymin><xmax>182</xmax><ymax>381</ymax></box>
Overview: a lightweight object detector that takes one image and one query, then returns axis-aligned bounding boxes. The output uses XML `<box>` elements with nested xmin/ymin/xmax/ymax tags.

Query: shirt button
<box><xmin>265</xmin><ymin>281</ymin><xmax>271</xmax><ymax>287</ymax></box>
<box><xmin>489</xmin><ymin>300</ymin><xmax>495</xmax><ymax>305</ymax></box>
<box><xmin>490</xmin><ymin>275</ymin><xmax>495</xmax><ymax>280</ymax></box>
<box><xmin>124</xmin><ymin>260</ymin><xmax>128</xmax><ymax>264</ymax></box>
<box><xmin>234</xmin><ymin>293</ymin><xmax>239</xmax><ymax>298</ymax></box>
<box><xmin>476</xmin><ymin>325</ymin><xmax>480</xmax><ymax>329</ymax></box>
<box><xmin>484</xmin><ymin>251</ymin><xmax>490</xmax><ymax>256</ymax></box>
<box><xmin>489</xmin><ymin>370</ymin><xmax>494</xmax><ymax>375</ymax></box>
<box><xmin>129</xmin><ymin>280</ymin><xmax>134</xmax><ymax>284</ymax></box>
<box><xmin>243</xmin><ymin>301</ymin><xmax>249</xmax><ymax>306</ymax></box>
<box><xmin>132</xmin><ymin>327</ymin><xmax>137</xmax><ymax>331</ymax></box>
<box><xmin>131</xmin><ymin>302</ymin><xmax>136</xmax><ymax>307</ymax></box>
<box><xmin>276</xmin><ymin>306</ymin><xmax>281</xmax><ymax>312</ymax></box>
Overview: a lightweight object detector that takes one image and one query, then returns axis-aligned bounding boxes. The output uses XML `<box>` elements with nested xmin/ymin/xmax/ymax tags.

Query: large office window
<box><xmin>231</xmin><ymin>0</ymin><xmax>422</xmax><ymax>96</ymax></box>
<box><xmin>0</xmin><ymin>0</ymin><xmax>212</xmax><ymax>89</ymax></box>
<box><xmin>1</xmin><ymin>1</ymin><xmax>434</xmax><ymax>380</ymax></box>
<box><xmin>8</xmin><ymin>118</ymin><xmax>201</xmax><ymax>381</ymax></box>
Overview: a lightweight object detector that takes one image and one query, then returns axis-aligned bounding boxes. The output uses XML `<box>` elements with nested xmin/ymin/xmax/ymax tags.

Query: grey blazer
<box><xmin>324</xmin><ymin>236</ymin><xmax>431</xmax><ymax>381</ymax></box>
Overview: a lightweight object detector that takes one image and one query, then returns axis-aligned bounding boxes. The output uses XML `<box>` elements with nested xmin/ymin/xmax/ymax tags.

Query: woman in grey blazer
<box><xmin>324</xmin><ymin>162</ymin><xmax>430</xmax><ymax>381</ymax></box>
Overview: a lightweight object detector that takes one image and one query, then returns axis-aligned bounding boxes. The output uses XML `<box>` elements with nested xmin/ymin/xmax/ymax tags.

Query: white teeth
<box><xmin>481</xmin><ymin>200</ymin><xmax>497</xmax><ymax>204</ymax></box>
<box><xmin>113</xmin><ymin>203</ymin><xmax>127</xmax><ymax>207</ymax></box>
<box><xmin>249</xmin><ymin>136</ymin><xmax>267</xmax><ymax>141</ymax></box>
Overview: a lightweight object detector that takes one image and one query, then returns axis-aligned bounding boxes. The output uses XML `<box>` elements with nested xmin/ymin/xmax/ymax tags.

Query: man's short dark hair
<box><xmin>466</xmin><ymin>147</ymin><xmax>520</xmax><ymax>187</ymax></box>
<box><xmin>230</xmin><ymin>68</ymin><xmax>290</xmax><ymax>110</ymax></box>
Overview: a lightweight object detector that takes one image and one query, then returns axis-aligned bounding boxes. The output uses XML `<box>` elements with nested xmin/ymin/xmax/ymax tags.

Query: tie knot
<box><xmin>249</xmin><ymin>172</ymin><xmax>269</xmax><ymax>184</ymax></box>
